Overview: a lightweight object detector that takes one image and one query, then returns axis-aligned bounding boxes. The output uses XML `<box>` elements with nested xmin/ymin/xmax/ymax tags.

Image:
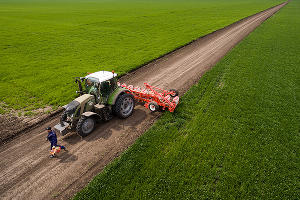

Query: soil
<box><xmin>0</xmin><ymin>2</ymin><xmax>287</xmax><ymax>200</ymax></box>
<box><xmin>0</xmin><ymin>107</ymin><xmax>63</xmax><ymax>145</ymax></box>
<box><xmin>0</xmin><ymin>115</ymin><xmax>28</xmax><ymax>143</ymax></box>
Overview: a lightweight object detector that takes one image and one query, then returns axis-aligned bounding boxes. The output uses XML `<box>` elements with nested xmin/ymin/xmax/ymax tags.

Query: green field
<box><xmin>0</xmin><ymin>0</ymin><xmax>282</xmax><ymax>114</ymax></box>
<box><xmin>74</xmin><ymin>1</ymin><xmax>299</xmax><ymax>199</ymax></box>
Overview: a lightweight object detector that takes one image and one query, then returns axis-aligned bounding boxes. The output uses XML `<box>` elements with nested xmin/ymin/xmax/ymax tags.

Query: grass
<box><xmin>24</xmin><ymin>111</ymin><xmax>34</xmax><ymax>116</ymax></box>
<box><xmin>0</xmin><ymin>0</ymin><xmax>283</xmax><ymax>113</ymax></box>
<box><xmin>74</xmin><ymin>0</ymin><xmax>299</xmax><ymax>199</ymax></box>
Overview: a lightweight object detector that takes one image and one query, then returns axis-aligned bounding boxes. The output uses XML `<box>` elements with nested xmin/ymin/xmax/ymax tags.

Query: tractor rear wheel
<box><xmin>76</xmin><ymin>116</ymin><xmax>95</xmax><ymax>137</ymax></box>
<box><xmin>113</xmin><ymin>93</ymin><xmax>135</xmax><ymax>118</ymax></box>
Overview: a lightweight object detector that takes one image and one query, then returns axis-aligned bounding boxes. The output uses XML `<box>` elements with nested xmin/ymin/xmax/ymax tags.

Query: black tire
<box><xmin>76</xmin><ymin>116</ymin><xmax>95</xmax><ymax>137</ymax></box>
<box><xmin>60</xmin><ymin>110</ymin><xmax>68</xmax><ymax>125</ymax></box>
<box><xmin>113</xmin><ymin>93</ymin><xmax>135</xmax><ymax>118</ymax></box>
<box><xmin>148</xmin><ymin>102</ymin><xmax>159</xmax><ymax>112</ymax></box>
<box><xmin>169</xmin><ymin>89</ymin><xmax>179</xmax><ymax>97</ymax></box>
<box><xmin>102</xmin><ymin>106</ymin><xmax>113</xmax><ymax>122</ymax></box>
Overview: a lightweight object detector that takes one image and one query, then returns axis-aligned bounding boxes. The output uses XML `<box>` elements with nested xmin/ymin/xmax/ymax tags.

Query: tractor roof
<box><xmin>85</xmin><ymin>71</ymin><xmax>117</xmax><ymax>83</ymax></box>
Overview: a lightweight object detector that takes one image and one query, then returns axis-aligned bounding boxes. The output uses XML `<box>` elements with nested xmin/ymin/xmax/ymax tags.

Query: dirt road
<box><xmin>0</xmin><ymin>2</ymin><xmax>286</xmax><ymax>200</ymax></box>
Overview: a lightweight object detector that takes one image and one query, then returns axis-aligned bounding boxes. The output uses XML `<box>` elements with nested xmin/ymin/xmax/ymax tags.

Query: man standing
<box><xmin>46</xmin><ymin>127</ymin><xmax>66</xmax><ymax>158</ymax></box>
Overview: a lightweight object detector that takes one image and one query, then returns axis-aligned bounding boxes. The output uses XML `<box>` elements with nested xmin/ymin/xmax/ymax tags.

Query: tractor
<box><xmin>54</xmin><ymin>71</ymin><xmax>135</xmax><ymax>137</ymax></box>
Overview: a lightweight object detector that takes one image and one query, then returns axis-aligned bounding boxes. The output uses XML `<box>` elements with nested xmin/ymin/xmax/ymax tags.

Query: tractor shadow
<box><xmin>84</xmin><ymin>108</ymin><xmax>148</xmax><ymax>142</ymax></box>
<box><xmin>62</xmin><ymin>107</ymin><xmax>148</xmax><ymax>144</ymax></box>
<box><xmin>62</xmin><ymin>133</ymin><xmax>81</xmax><ymax>145</ymax></box>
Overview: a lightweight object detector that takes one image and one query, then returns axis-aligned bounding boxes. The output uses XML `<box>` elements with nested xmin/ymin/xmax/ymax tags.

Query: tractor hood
<box><xmin>74</xmin><ymin>94</ymin><xmax>94</xmax><ymax>103</ymax></box>
<box><xmin>65</xmin><ymin>100</ymin><xmax>80</xmax><ymax>114</ymax></box>
<box><xmin>64</xmin><ymin>94</ymin><xmax>94</xmax><ymax>114</ymax></box>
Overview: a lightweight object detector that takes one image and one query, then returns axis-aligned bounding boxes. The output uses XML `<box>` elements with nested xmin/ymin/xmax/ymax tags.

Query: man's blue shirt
<box><xmin>47</xmin><ymin>130</ymin><xmax>57</xmax><ymax>145</ymax></box>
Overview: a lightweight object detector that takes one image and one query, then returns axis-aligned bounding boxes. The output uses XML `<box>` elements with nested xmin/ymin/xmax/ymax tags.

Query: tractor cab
<box><xmin>77</xmin><ymin>71</ymin><xmax>118</xmax><ymax>104</ymax></box>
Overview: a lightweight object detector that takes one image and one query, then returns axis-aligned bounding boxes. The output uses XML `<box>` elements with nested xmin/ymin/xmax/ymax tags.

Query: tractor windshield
<box><xmin>65</xmin><ymin>100</ymin><xmax>80</xmax><ymax>115</ymax></box>
<box><xmin>85</xmin><ymin>77</ymin><xmax>99</xmax><ymax>94</ymax></box>
<box><xmin>85</xmin><ymin>77</ymin><xmax>98</xmax><ymax>86</ymax></box>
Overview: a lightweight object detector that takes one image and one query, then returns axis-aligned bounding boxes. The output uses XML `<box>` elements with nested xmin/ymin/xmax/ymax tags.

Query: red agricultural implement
<box><xmin>119</xmin><ymin>82</ymin><xmax>179</xmax><ymax>112</ymax></box>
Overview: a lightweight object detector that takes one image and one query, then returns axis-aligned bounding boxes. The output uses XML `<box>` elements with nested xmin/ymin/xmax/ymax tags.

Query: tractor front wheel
<box><xmin>60</xmin><ymin>110</ymin><xmax>68</xmax><ymax>125</ymax></box>
<box><xmin>76</xmin><ymin>116</ymin><xmax>95</xmax><ymax>137</ymax></box>
<box><xmin>113</xmin><ymin>93</ymin><xmax>135</xmax><ymax>118</ymax></box>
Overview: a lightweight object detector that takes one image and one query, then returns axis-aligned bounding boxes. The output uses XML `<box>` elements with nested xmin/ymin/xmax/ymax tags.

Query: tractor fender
<box><xmin>107</xmin><ymin>87</ymin><xmax>130</xmax><ymax>105</ymax></box>
<box><xmin>81</xmin><ymin>111</ymin><xmax>101</xmax><ymax>119</ymax></box>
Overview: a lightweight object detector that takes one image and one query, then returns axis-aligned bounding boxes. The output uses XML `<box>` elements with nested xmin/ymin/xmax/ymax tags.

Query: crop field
<box><xmin>0</xmin><ymin>0</ymin><xmax>283</xmax><ymax>114</ymax></box>
<box><xmin>74</xmin><ymin>1</ymin><xmax>299</xmax><ymax>199</ymax></box>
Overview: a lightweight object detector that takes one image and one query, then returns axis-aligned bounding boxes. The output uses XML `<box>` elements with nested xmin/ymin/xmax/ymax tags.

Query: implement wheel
<box><xmin>149</xmin><ymin>102</ymin><xmax>159</xmax><ymax>112</ymax></box>
<box><xmin>169</xmin><ymin>89</ymin><xmax>179</xmax><ymax>97</ymax></box>
<box><xmin>76</xmin><ymin>116</ymin><xmax>95</xmax><ymax>137</ymax></box>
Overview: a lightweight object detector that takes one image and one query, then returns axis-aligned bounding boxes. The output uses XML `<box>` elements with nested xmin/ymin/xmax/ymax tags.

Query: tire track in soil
<box><xmin>0</xmin><ymin>2</ymin><xmax>287</xmax><ymax>199</ymax></box>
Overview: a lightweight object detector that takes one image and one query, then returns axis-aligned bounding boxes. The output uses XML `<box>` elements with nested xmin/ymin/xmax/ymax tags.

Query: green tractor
<box><xmin>54</xmin><ymin>71</ymin><xmax>135</xmax><ymax>137</ymax></box>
